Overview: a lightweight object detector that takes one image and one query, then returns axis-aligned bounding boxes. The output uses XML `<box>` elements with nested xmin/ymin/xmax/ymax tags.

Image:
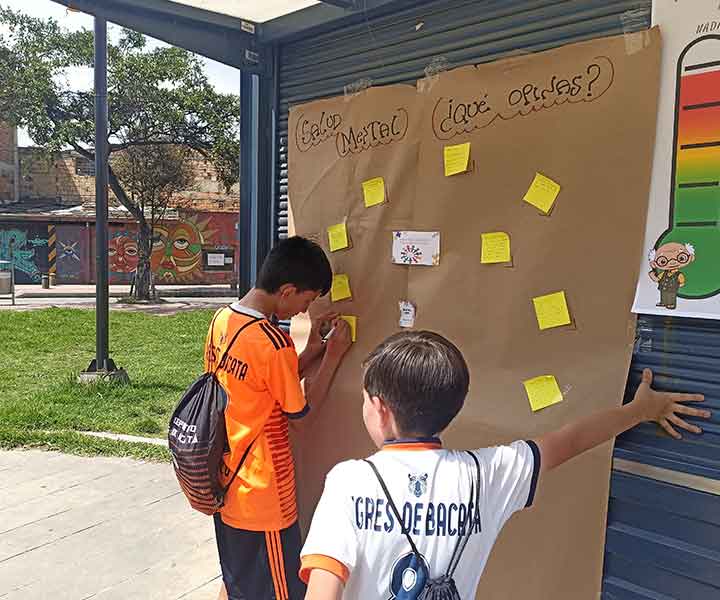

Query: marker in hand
<box><xmin>322</xmin><ymin>326</ymin><xmax>335</xmax><ymax>343</ymax></box>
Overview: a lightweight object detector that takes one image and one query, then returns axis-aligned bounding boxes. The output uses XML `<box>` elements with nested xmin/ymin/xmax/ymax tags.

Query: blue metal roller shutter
<box><xmin>274</xmin><ymin>0</ymin><xmax>653</xmax><ymax>239</ymax></box>
<box><xmin>604</xmin><ymin>315</ymin><xmax>720</xmax><ymax>599</ymax></box>
<box><xmin>274</xmin><ymin>2</ymin><xmax>720</xmax><ymax>598</ymax></box>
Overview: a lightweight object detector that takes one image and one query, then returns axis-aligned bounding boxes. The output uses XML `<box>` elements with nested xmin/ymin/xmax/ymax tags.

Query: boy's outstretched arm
<box><xmin>535</xmin><ymin>369</ymin><xmax>710</xmax><ymax>475</ymax></box>
<box><xmin>305</xmin><ymin>569</ymin><xmax>344</xmax><ymax>600</ymax></box>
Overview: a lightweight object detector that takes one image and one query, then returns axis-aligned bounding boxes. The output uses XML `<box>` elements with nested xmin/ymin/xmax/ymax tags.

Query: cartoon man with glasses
<box><xmin>648</xmin><ymin>242</ymin><xmax>696</xmax><ymax>310</ymax></box>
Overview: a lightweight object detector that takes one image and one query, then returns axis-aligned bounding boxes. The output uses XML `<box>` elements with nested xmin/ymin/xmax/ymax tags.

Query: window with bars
<box><xmin>75</xmin><ymin>157</ymin><xmax>96</xmax><ymax>177</ymax></box>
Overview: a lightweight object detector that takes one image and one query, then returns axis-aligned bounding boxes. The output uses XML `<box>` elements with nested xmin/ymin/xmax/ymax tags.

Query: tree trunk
<box><xmin>133</xmin><ymin>224</ymin><xmax>155</xmax><ymax>301</ymax></box>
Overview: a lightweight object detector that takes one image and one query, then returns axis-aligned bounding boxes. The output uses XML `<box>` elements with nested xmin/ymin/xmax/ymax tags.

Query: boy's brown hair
<box><xmin>362</xmin><ymin>331</ymin><xmax>470</xmax><ymax>436</ymax></box>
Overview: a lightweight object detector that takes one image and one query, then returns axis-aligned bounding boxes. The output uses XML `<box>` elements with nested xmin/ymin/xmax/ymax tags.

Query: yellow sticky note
<box><xmin>362</xmin><ymin>177</ymin><xmax>386</xmax><ymax>208</ymax></box>
<box><xmin>533</xmin><ymin>291</ymin><xmax>572</xmax><ymax>330</ymax></box>
<box><xmin>340</xmin><ymin>315</ymin><xmax>357</xmax><ymax>342</ymax></box>
<box><xmin>444</xmin><ymin>142</ymin><xmax>471</xmax><ymax>177</ymax></box>
<box><xmin>331</xmin><ymin>274</ymin><xmax>352</xmax><ymax>302</ymax></box>
<box><xmin>523</xmin><ymin>375</ymin><xmax>564</xmax><ymax>412</ymax></box>
<box><xmin>327</xmin><ymin>222</ymin><xmax>349</xmax><ymax>252</ymax></box>
<box><xmin>481</xmin><ymin>232</ymin><xmax>511</xmax><ymax>264</ymax></box>
<box><xmin>524</xmin><ymin>173</ymin><xmax>561</xmax><ymax>214</ymax></box>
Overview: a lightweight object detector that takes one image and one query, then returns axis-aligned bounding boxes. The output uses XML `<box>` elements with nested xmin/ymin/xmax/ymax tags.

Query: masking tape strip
<box><xmin>621</xmin><ymin>7</ymin><xmax>651</xmax><ymax>56</ymax></box>
<box><xmin>418</xmin><ymin>55</ymin><xmax>449</xmax><ymax>93</ymax></box>
<box><xmin>344</xmin><ymin>77</ymin><xmax>373</xmax><ymax>99</ymax></box>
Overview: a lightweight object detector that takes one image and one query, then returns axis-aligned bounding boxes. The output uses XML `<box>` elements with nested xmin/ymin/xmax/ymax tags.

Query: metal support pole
<box><xmin>79</xmin><ymin>15</ymin><xmax>126</xmax><ymax>383</ymax></box>
<box><xmin>256</xmin><ymin>56</ymin><xmax>275</xmax><ymax>263</ymax></box>
<box><xmin>269</xmin><ymin>48</ymin><xmax>280</xmax><ymax>245</ymax></box>
<box><xmin>94</xmin><ymin>15</ymin><xmax>110</xmax><ymax>371</ymax></box>
<box><xmin>238</xmin><ymin>70</ymin><xmax>259</xmax><ymax>296</ymax></box>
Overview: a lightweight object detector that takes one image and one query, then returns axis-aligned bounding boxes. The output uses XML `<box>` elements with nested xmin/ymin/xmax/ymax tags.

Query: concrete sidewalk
<box><xmin>0</xmin><ymin>450</ymin><xmax>220</xmax><ymax>600</ymax></box>
<box><xmin>15</xmin><ymin>283</ymin><xmax>237</xmax><ymax>299</ymax></box>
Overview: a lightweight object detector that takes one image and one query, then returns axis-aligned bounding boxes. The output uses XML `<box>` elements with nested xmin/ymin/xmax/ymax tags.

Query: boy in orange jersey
<box><xmin>205</xmin><ymin>236</ymin><xmax>352</xmax><ymax>600</ymax></box>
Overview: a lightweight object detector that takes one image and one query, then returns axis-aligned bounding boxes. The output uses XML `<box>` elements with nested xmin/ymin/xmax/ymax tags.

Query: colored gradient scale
<box><xmin>656</xmin><ymin>36</ymin><xmax>720</xmax><ymax>298</ymax></box>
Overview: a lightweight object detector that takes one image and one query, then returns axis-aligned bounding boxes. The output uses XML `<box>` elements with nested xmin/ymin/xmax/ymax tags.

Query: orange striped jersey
<box><xmin>204</xmin><ymin>303</ymin><xmax>308</xmax><ymax>531</ymax></box>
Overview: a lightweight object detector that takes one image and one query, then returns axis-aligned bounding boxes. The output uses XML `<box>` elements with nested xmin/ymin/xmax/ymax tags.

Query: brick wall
<box><xmin>19</xmin><ymin>150</ymin><xmax>58</xmax><ymax>200</ymax></box>
<box><xmin>0</xmin><ymin>123</ymin><xmax>16</xmax><ymax>203</ymax></box>
<box><xmin>17</xmin><ymin>147</ymin><xmax>239</xmax><ymax>211</ymax></box>
<box><xmin>0</xmin><ymin>124</ymin><xmax>14</xmax><ymax>163</ymax></box>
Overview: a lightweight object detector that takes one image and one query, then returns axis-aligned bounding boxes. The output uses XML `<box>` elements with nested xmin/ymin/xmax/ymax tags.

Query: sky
<box><xmin>0</xmin><ymin>0</ymin><xmax>242</xmax><ymax>146</ymax></box>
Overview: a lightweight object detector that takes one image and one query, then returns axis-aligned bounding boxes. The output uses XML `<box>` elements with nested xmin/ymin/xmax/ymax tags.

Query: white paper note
<box><xmin>399</xmin><ymin>300</ymin><xmax>416</xmax><ymax>328</ymax></box>
<box><xmin>392</xmin><ymin>231</ymin><xmax>440</xmax><ymax>266</ymax></box>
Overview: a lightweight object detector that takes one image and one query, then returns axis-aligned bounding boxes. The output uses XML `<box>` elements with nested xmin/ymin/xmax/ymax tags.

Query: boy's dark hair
<box><xmin>362</xmin><ymin>331</ymin><xmax>469</xmax><ymax>437</ymax></box>
<box><xmin>256</xmin><ymin>236</ymin><xmax>332</xmax><ymax>295</ymax></box>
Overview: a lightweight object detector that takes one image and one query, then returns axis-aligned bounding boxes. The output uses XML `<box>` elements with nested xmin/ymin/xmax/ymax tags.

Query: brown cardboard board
<box><xmin>413</xmin><ymin>30</ymin><xmax>659</xmax><ymax>597</ymax></box>
<box><xmin>288</xmin><ymin>28</ymin><xmax>661</xmax><ymax>599</ymax></box>
<box><xmin>288</xmin><ymin>85</ymin><xmax>423</xmax><ymax>523</ymax></box>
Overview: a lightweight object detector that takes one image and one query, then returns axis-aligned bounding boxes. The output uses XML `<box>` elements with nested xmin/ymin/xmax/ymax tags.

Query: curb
<box><xmin>80</xmin><ymin>431</ymin><xmax>168</xmax><ymax>447</ymax></box>
<box><xmin>19</xmin><ymin>288</ymin><xmax>237</xmax><ymax>299</ymax></box>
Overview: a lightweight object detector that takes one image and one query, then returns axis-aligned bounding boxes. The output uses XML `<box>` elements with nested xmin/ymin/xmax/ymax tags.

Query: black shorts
<box><xmin>213</xmin><ymin>514</ymin><xmax>306</xmax><ymax>600</ymax></box>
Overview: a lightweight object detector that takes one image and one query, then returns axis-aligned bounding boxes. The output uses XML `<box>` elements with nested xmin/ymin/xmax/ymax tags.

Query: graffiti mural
<box><xmin>151</xmin><ymin>215</ymin><xmax>217</xmax><ymax>283</ymax></box>
<box><xmin>56</xmin><ymin>224</ymin><xmax>85</xmax><ymax>282</ymax></box>
<box><xmin>184</xmin><ymin>211</ymin><xmax>238</xmax><ymax>285</ymax></box>
<box><xmin>3</xmin><ymin>212</ymin><xmax>237</xmax><ymax>285</ymax></box>
<box><xmin>109</xmin><ymin>231</ymin><xmax>139</xmax><ymax>275</ymax></box>
<box><xmin>0</xmin><ymin>225</ymin><xmax>49</xmax><ymax>283</ymax></box>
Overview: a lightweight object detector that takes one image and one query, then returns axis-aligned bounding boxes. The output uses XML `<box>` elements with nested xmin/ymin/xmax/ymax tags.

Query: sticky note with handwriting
<box><xmin>327</xmin><ymin>222</ymin><xmax>350</xmax><ymax>252</ymax></box>
<box><xmin>523</xmin><ymin>375</ymin><xmax>564</xmax><ymax>412</ymax></box>
<box><xmin>340</xmin><ymin>315</ymin><xmax>357</xmax><ymax>342</ymax></box>
<box><xmin>481</xmin><ymin>232</ymin><xmax>511</xmax><ymax>264</ymax></box>
<box><xmin>362</xmin><ymin>177</ymin><xmax>386</xmax><ymax>208</ymax></box>
<box><xmin>524</xmin><ymin>173</ymin><xmax>561</xmax><ymax>214</ymax></box>
<box><xmin>331</xmin><ymin>274</ymin><xmax>352</xmax><ymax>302</ymax></box>
<box><xmin>533</xmin><ymin>291</ymin><xmax>572</xmax><ymax>330</ymax></box>
<box><xmin>444</xmin><ymin>142</ymin><xmax>471</xmax><ymax>177</ymax></box>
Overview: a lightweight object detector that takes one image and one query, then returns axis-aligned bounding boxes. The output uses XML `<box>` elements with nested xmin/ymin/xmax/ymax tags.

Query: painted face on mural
<box><xmin>649</xmin><ymin>242</ymin><xmax>695</xmax><ymax>272</ymax></box>
<box><xmin>108</xmin><ymin>234</ymin><xmax>139</xmax><ymax>273</ymax></box>
<box><xmin>151</xmin><ymin>217</ymin><xmax>213</xmax><ymax>282</ymax></box>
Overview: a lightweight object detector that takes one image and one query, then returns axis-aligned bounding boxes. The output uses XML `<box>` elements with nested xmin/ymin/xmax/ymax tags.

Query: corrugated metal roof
<box><xmin>0</xmin><ymin>197</ymin><xmax>180</xmax><ymax>222</ymax></box>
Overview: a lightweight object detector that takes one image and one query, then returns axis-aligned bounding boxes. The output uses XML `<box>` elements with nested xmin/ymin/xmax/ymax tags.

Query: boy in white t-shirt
<box><xmin>299</xmin><ymin>331</ymin><xmax>710</xmax><ymax>600</ymax></box>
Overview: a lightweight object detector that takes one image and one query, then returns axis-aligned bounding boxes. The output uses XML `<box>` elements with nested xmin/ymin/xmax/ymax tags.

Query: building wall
<box><xmin>17</xmin><ymin>148</ymin><xmax>240</xmax><ymax>211</ymax></box>
<box><xmin>0</xmin><ymin>124</ymin><xmax>16</xmax><ymax>203</ymax></box>
<box><xmin>4</xmin><ymin>129</ymin><xmax>240</xmax><ymax>285</ymax></box>
<box><xmin>2</xmin><ymin>210</ymin><xmax>239</xmax><ymax>285</ymax></box>
<box><xmin>100</xmin><ymin>211</ymin><xmax>238</xmax><ymax>285</ymax></box>
<box><xmin>0</xmin><ymin>125</ymin><xmax>13</xmax><ymax>164</ymax></box>
<box><xmin>19</xmin><ymin>151</ymin><xmax>60</xmax><ymax>201</ymax></box>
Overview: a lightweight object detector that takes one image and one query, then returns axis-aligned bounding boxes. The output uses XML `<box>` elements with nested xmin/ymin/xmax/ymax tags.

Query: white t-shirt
<box><xmin>300</xmin><ymin>438</ymin><xmax>540</xmax><ymax>599</ymax></box>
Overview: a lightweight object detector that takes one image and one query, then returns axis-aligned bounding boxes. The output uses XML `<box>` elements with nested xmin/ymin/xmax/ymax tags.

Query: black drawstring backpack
<box><xmin>364</xmin><ymin>451</ymin><xmax>481</xmax><ymax>600</ymax></box>
<box><xmin>168</xmin><ymin>312</ymin><xmax>262</xmax><ymax>515</ymax></box>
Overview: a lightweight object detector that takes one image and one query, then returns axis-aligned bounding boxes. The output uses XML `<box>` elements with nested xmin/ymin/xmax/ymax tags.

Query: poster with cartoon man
<box><xmin>648</xmin><ymin>242</ymin><xmax>695</xmax><ymax>309</ymax></box>
<box><xmin>633</xmin><ymin>0</ymin><xmax>720</xmax><ymax>319</ymax></box>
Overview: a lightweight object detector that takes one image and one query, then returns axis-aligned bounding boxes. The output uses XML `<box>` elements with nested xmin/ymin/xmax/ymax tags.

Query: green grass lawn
<box><xmin>0</xmin><ymin>308</ymin><xmax>214</xmax><ymax>460</ymax></box>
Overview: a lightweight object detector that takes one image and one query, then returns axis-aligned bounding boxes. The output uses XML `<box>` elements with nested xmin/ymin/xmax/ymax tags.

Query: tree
<box><xmin>112</xmin><ymin>145</ymin><xmax>195</xmax><ymax>299</ymax></box>
<box><xmin>0</xmin><ymin>9</ymin><xmax>240</xmax><ymax>299</ymax></box>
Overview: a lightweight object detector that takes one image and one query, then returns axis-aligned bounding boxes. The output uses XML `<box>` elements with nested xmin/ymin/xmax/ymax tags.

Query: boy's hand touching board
<box><xmin>535</xmin><ymin>369</ymin><xmax>710</xmax><ymax>477</ymax></box>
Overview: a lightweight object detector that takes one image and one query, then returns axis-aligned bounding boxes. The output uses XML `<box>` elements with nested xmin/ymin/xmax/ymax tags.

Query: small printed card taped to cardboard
<box><xmin>392</xmin><ymin>231</ymin><xmax>440</xmax><ymax>266</ymax></box>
